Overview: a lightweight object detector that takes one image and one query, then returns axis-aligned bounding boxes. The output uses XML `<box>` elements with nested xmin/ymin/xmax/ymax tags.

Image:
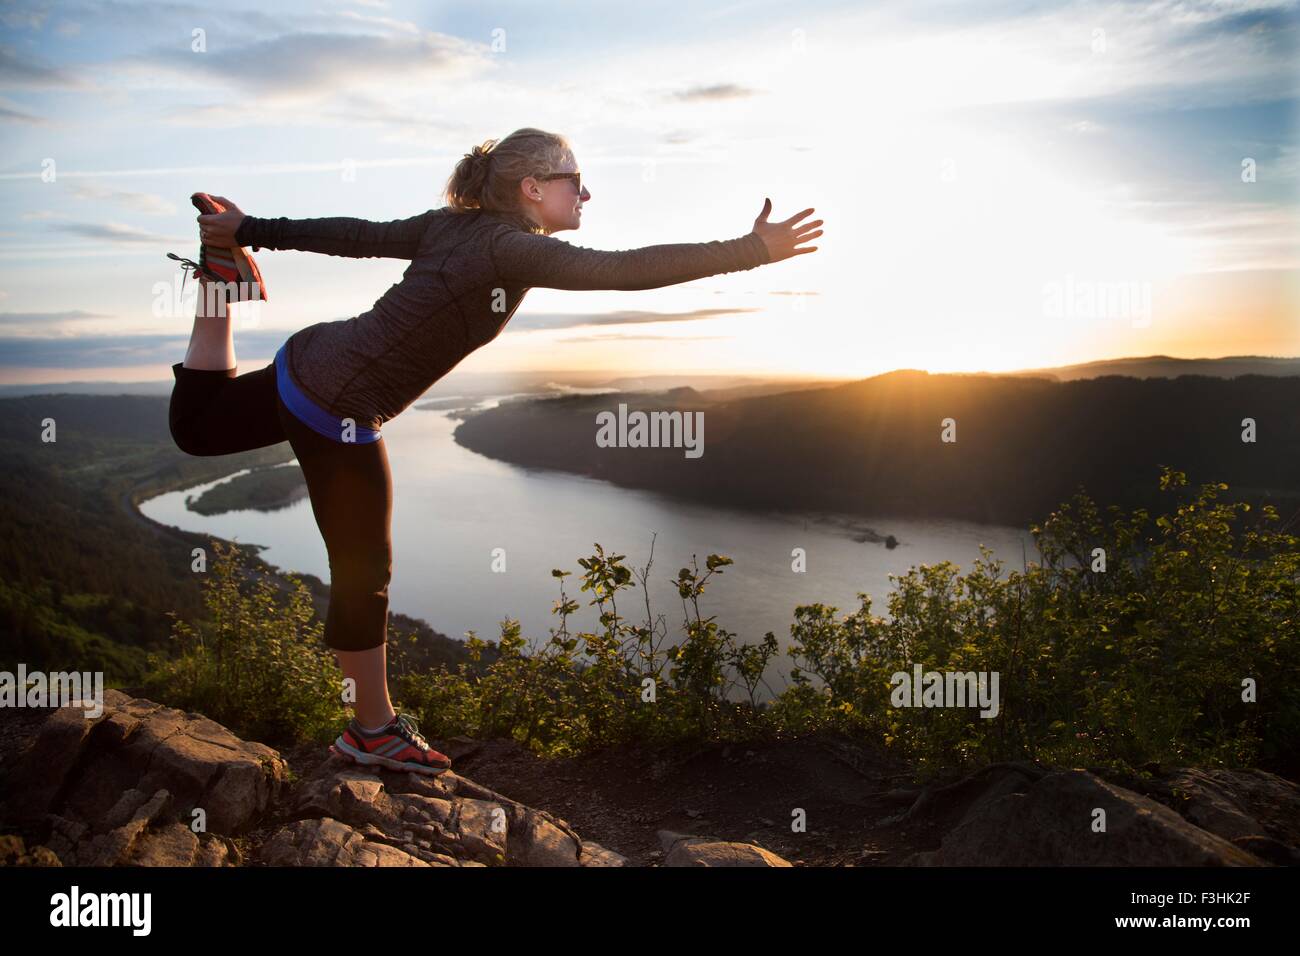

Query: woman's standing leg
<box><xmin>275</xmin><ymin>398</ymin><xmax>398</xmax><ymax>729</ymax></box>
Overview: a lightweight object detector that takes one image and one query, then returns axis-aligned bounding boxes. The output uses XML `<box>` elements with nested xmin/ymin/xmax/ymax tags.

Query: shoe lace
<box><xmin>391</xmin><ymin>713</ymin><xmax>429</xmax><ymax>750</ymax></box>
<box><xmin>166</xmin><ymin>252</ymin><xmax>213</xmax><ymax>297</ymax></box>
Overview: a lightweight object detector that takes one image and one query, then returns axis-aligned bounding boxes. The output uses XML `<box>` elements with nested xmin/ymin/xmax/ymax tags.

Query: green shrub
<box><xmin>141</xmin><ymin>539</ymin><xmax>346</xmax><ymax>746</ymax></box>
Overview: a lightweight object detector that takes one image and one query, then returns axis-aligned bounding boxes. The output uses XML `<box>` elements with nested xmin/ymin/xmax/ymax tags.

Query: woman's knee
<box><xmin>168</xmin><ymin>377</ymin><xmax>220</xmax><ymax>456</ymax></box>
<box><xmin>169</xmin><ymin>412</ymin><xmax>214</xmax><ymax>456</ymax></box>
<box><xmin>329</xmin><ymin>546</ymin><xmax>393</xmax><ymax>592</ymax></box>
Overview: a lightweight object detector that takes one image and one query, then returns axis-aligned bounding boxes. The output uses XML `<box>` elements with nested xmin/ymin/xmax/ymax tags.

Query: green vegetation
<box><xmin>0</xmin><ymin>393</ymin><xmax>297</xmax><ymax>683</ymax></box>
<box><xmin>140</xmin><ymin>540</ymin><xmax>346</xmax><ymax>745</ymax></box>
<box><xmin>145</xmin><ymin>467</ymin><xmax>1299</xmax><ymax>778</ymax></box>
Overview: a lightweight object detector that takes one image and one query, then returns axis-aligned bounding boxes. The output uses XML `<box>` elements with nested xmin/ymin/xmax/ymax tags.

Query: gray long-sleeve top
<box><xmin>234</xmin><ymin>206</ymin><xmax>771</xmax><ymax>432</ymax></box>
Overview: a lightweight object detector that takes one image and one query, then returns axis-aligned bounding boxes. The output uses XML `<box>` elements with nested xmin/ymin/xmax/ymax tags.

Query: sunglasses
<box><xmin>536</xmin><ymin>171</ymin><xmax>582</xmax><ymax>194</ymax></box>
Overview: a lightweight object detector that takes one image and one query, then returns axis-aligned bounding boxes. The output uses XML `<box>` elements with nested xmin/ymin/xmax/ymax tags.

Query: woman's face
<box><xmin>521</xmin><ymin>154</ymin><xmax>590</xmax><ymax>233</ymax></box>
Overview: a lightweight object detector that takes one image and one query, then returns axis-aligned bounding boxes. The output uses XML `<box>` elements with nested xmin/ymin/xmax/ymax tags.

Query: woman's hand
<box><xmin>751</xmin><ymin>198</ymin><xmax>822</xmax><ymax>262</ymax></box>
<box><xmin>196</xmin><ymin>195</ymin><xmax>247</xmax><ymax>247</ymax></box>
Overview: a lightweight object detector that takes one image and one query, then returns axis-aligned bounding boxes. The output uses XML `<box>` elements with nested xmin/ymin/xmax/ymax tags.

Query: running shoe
<box><xmin>166</xmin><ymin>192</ymin><xmax>267</xmax><ymax>302</ymax></box>
<box><xmin>330</xmin><ymin>713</ymin><xmax>453</xmax><ymax>776</ymax></box>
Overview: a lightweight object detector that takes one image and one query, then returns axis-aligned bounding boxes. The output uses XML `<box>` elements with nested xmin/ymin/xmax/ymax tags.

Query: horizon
<box><xmin>1</xmin><ymin>0</ymin><xmax>1298</xmax><ymax>385</ymax></box>
<box><xmin>2</xmin><ymin>351</ymin><xmax>1298</xmax><ymax>395</ymax></box>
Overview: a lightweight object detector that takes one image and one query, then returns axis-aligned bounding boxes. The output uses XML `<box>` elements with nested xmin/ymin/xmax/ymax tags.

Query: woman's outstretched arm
<box><xmin>488</xmin><ymin>199</ymin><xmax>821</xmax><ymax>290</ymax></box>
<box><xmin>234</xmin><ymin>210</ymin><xmax>438</xmax><ymax>258</ymax></box>
<box><xmin>197</xmin><ymin>196</ymin><xmax>438</xmax><ymax>259</ymax></box>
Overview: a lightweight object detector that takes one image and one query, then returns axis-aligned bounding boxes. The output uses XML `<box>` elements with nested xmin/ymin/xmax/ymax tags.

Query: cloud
<box><xmin>660</xmin><ymin>129</ymin><xmax>699</xmax><ymax>144</ymax></box>
<box><xmin>557</xmin><ymin>333</ymin><xmax>733</xmax><ymax>343</ymax></box>
<box><xmin>0</xmin><ymin>3</ymin><xmax>49</xmax><ymax>31</ymax></box>
<box><xmin>0</xmin><ymin>309</ymin><xmax>106</xmax><ymax>326</ymax></box>
<box><xmin>505</xmin><ymin>307</ymin><xmax>761</xmax><ymax>331</ymax></box>
<box><xmin>48</xmin><ymin>220</ymin><xmax>187</xmax><ymax>244</ymax></box>
<box><xmin>0</xmin><ymin>155</ymin><xmax>448</xmax><ymax>183</ymax></box>
<box><xmin>0</xmin><ymin>97</ymin><xmax>45</xmax><ymax>124</ymax></box>
<box><xmin>160</xmin><ymin>90</ymin><xmax>472</xmax><ymax>136</ymax></box>
<box><xmin>0</xmin><ymin>328</ymin><xmax>289</xmax><ymax>367</ymax></box>
<box><xmin>668</xmin><ymin>83</ymin><xmax>760</xmax><ymax>102</ymax></box>
<box><xmin>67</xmin><ymin>181</ymin><xmax>176</xmax><ymax>214</ymax></box>
<box><xmin>335</xmin><ymin>9</ymin><xmax>420</xmax><ymax>34</ymax></box>
<box><xmin>123</xmin><ymin>29</ymin><xmax>491</xmax><ymax>103</ymax></box>
<box><xmin>1066</xmin><ymin>119</ymin><xmax>1105</xmax><ymax>134</ymax></box>
<box><xmin>0</xmin><ymin>46</ymin><xmax>86</xmax><ymax>90</ymax></box>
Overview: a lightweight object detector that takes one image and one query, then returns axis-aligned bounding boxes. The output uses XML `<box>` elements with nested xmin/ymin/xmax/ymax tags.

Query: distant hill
<box><xmin>0</xmin><ymin>379</ymin><xmax>175</xmax><ymax>398</ymax></box>
<box><xmin>452</xmin><ymin>369</ymin><xmax>1300</xmax><ymax>527</ymax></box>
<box><xmin>1006</xmin><ymin>355</ymin><xmax>1300</xmax><ymax>382</ymax></box>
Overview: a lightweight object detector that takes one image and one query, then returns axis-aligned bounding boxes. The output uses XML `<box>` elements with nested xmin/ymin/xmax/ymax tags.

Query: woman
<box><xmin>166</xmin><ymin>127</ymin><xmax>823</xmax><ymax>775</ymax></box>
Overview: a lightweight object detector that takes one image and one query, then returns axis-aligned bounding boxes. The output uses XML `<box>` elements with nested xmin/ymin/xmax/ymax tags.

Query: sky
<box><xmin>0</xmin><ymin>0</ymin><xmax>1297</xmax><ymax>385</ymax></box>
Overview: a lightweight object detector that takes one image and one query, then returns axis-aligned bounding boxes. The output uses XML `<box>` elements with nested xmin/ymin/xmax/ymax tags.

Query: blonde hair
<box><xmin>443</xmin><ymin>127</ymin><xmax>573</xmax><ymax>234</ymax></box>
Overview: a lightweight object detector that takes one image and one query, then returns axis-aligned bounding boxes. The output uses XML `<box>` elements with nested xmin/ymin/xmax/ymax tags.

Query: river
<box><xmin>139</xmin><ymin>396</ymin><xmax>1038</xmax><ymax>694</ymax></box>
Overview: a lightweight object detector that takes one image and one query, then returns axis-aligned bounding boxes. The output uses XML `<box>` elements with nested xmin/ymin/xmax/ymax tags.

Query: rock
<box><xmin>41</xmin><ymin>815</ymin><xmax>87</xmax><ymax>862</ymax></box>
<box><xmin>657</xmin><ymin>829</ymin><xmax>792</xmax><ymax>867</ymax></box>
<box><xmin>128</xmin><ymin>823</ymin><xmax>239</xmax><ymax>867</ymax></box>
<box><xmin>456</xmin><ymin>797</ymin><xmax>509</xmax><ymax>862</ymax></box>
<box><xmin>901</xmin><ymin>761</ymin><xmax>1045</xmax><ymax>827</ymax></box>
<box><xmin>879</xmin><ymin>788</ymin><xmax>923</xmax><ymax>806</ymax></box>
<box><xmin>579</xmin><ymin>841</ymin><xmax>628</xmax><ymax>866</ymax></box>
<box><xmin>0</xmin><ymin>834</ymin><xmax>62</xmax><ymax>867</ymax></box>
<box><xmin>270</xmin><ymin>751</ymin><xmax>625</xmax><ymax>867</ymax></box>
<box><xmin>1232</xmin><ymin>835</ymin><xmax>1300</xmax><ymax>866</ymax></box>
<box><xmin>514</xmin><ymin>813</ymin><xmax>580</xmax><ymax>866</ymax></box>
<box><xmin>438</xmin><ymin>735</ymin><xmax>482</xmax><ymax>763</ymax></box>
<box><xmin>72</xmin><ymin>788</ymin><xmax>172</xmax><ymax>866</ymax></box>
<box><xmin>2</xmin><ymin>689</ymin><xmax>286</xmax><ymax>835</ymax></box>
<box><xmin>1</xmin><ymin>691</ymin><xmax>627</xmax><ymax>868</ymax></box>
<box><xmin>257</xmin><ymin>817</ymin><xmax>443</xmax><ymax>867</ymax></box>
<box><xmin>1155</xmin><ymin>768</ymin><xmax>1300</xmax><ymax>849</ymax></box>
<box><xmin>909</xmin><ymin>770</ymin><xmax>1262</xmax><ymax>866</ymax></box>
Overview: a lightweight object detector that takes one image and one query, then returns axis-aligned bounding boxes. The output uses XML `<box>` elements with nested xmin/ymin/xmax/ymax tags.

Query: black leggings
<box><xmin>168</xmin><ymin>360</ymin><xmax>393</xmax><ymax>652</ymax></box>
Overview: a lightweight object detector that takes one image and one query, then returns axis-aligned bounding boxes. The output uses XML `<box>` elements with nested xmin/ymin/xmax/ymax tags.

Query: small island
<box><xmin>186</xmin><ymin>464</ymin><xmax>309</xmax><ymax>515</ymax></box>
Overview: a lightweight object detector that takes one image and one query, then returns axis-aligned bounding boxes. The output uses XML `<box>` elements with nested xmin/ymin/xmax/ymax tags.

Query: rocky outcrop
<box><xmin>7</xmin><ymin>690</ymin><xmax>1292</xmax><ymax>868</ymax></box>
<box><xmin>895</xmin><ymin>763</ymin><xmax>1297</xmax><ymax>866</ymax></box>
<box><xmin>0</xmin><ymin>690</ymin><xmax>627</xmax><ymax>867</ymax></box>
